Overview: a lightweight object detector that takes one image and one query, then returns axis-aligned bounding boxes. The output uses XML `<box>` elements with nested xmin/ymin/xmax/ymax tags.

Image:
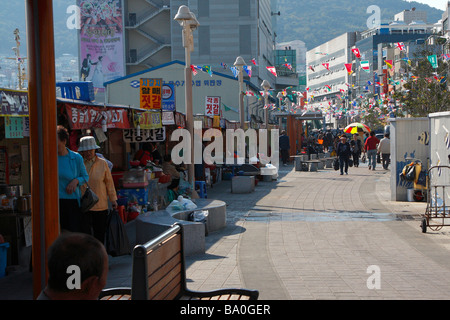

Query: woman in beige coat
<box><xmin>79</xmin><ymin>136</ymin><xmax>118</xmax><ymax>243</ymax></box>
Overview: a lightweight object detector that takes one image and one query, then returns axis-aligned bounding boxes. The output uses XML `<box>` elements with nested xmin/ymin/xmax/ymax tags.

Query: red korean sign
<box><xmin>205</xmin><ymin>96</ymin><xmax>220</xmax><ymax>116</ymax></box>
<box><xmin>65</xmin><ymin>104</ymin><xmax>131</xmax><ymax>130</ymax></box>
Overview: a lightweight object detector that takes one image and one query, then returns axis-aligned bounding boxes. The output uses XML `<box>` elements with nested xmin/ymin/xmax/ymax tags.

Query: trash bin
<box><xmin>0</xmin><ymin>242</ymin><xmax>9</xmax><ymax>278</ymax></box>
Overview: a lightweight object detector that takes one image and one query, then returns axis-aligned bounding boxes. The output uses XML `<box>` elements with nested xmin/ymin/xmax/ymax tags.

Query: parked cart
<box><xmin>420</xmin><ymin>165</ymin><xmax>450</xmax><ymax>233</ymax></box>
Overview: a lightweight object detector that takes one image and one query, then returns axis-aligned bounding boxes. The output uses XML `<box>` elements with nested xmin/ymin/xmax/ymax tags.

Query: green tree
<box><xmin>394</xmin><ymin>46</ymin><xmax>450</xmax><ymax>117</ymax></box>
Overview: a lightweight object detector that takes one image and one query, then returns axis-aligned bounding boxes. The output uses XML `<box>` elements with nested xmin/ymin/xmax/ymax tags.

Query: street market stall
<box><xmin>0</xmin><ymin>88</ymin><xmax>32</xmax><ymax>270</ymax></box>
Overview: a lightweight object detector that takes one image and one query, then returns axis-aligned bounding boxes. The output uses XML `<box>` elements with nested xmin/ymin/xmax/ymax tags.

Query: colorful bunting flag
<box><xmin>395</xmin><ymin>42</ymin><xmax>405</xmax><ymax>51</ymax></box>
<box><xmin>203</xmin><ymin>65</ymin><xmax>212</xmax><ymax>76</ymax></box>
<box><xmin>308</xmin><ymin>65</ymin><xmax>315</xmax><ymax>72</ymax></box>
<box><xmin>220</xmin><ymin>62</ymin><xmax>228</xmax><ymax>69</ymax></box>
<box><xmin>284</xmin><ymin>63</ymin><xmax>293</xmax><ymax>70</ymax></box>
<box><xmin>243</xmin><ymin>65</ymin><xmax>252</xmax><ymax>77</ymax></box>
<box><xmin>385</xmin><ymin>60</ymin><xmax>393</xmax><ymax>69</ymax></box>
<box><xmin>251</xmin><ymin>58</ymin><xmax>258</xmax><ymax>66</ymax></box>
<box><xmin>266</xmin><ymin>66</ymin><xmax>277</xmax><ymax>77</ymax></box>
<box><xmin>427</xmin><ymin>55</ymin><xmax>438</xmax><ymax>68</ymax></box>
<box><xmin>230</xmin><ymin>66</ymin><xmax>238</xmax><ymax>78</ymax></box>
<box><xmin>322</xmin><ymin>63</ymin><xmax>330</xmax><ymax>71</ymax></box>
<box><xmin>360</xmin><ymin>60</ymin><xmax>370</xmax><ymax>72</ymax></box>
<box><xmin>190</xmin><ymin>65</ymin><xmax>198</xmax><ymax>76</ymax></box>
<box><xmin>344</xmin><ymin>63</ymin><xmax>353</xmax><ymax>75</ymax></box>
<box><xmin>352</xmin><ymin>48</ymin><xmax>361</xmax><ymax>59</ymax></box>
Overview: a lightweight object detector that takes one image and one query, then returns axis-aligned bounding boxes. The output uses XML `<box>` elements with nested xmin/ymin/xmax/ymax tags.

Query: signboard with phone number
<box><xmin>123</xmin><ymin>127</ymin><xmax>165</xmax><ymax>143</ymax></box>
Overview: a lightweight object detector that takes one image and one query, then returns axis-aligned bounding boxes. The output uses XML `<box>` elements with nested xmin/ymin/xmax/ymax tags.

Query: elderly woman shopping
<box><xmin>78</xmin><ymin>136</ymin><xmax>118</xmax><ymax>243</ymax></box>
<box><xmin>57</xmin><ymin>126</ymin><xmax>89</xmax><ymax>233</ymax></box>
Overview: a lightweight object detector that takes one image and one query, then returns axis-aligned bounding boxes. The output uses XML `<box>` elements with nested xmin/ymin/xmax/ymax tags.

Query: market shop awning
<box><xmin>57</xmin><ymin>98</ymin><xmax>139</xmax><ymax>130</ymax></box>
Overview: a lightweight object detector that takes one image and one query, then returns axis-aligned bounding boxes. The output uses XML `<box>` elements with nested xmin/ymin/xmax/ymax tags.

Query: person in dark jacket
<box><xmin>349</xmin><ymin>134</ymin><xmax>362</xmax><ymax>167</ymax></box>
<box><xmin>279</xmin><ymin>130</ymin><xmax>290</xmax><ymax>166</ymax></box>
<box><xmin>336</xmin><ymin>134</ymin><xmax>351</xmax><ymax>175</ymax></box>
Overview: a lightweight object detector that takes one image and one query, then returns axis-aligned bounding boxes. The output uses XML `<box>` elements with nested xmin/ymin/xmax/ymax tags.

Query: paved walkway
<box><xmin>2</xmin><ymin>161</ymin><xmax>450</xmax><ymax>300</ymax></box>
<box><xmin>183</xmin><ymin>163</ymin><xmax>450</xmax><ymax>300</ymax></box>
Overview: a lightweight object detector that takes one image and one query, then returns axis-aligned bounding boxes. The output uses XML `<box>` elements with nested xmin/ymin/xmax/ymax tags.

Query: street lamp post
<box><xmin>261</xmin><ymin>80</ymin><xmax>271</xmax><ymax>128</ymax></box>
<box><xmin>174</xmin><ymin>5</ymin><xmax>199</xmax><ymax>187</ymax></box>
<box><xmin>234</xmin><ymin>56</ymin><xmax>246</xmax><ymax>129</ymax></box>
<box><xmin>277</xmin><ymin>91</ymin><xmax>284</xmax><ymax>129</ymax></box>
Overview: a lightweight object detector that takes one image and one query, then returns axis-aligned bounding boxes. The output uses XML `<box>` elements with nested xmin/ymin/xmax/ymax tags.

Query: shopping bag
<box><xmin>105</xmin><ymin>210</ymin><xmax>131</xmax><ymax>257</ymax></box>
<box><xmin>348</xmin><ymin>159</ymin><xmax>353</xmax><ymax>167</ymax></box>
<box><xmin>333</xmin><ymin>158</ymin><xmax>339</xmax><ymax>171</ymax></box>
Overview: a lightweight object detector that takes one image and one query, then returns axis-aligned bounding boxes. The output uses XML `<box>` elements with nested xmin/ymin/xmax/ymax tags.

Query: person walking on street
<box><xmin>336</xmin><ymin>135</ymin><xmax>351</xmax><ymax>175</ymax></box>
<box><xmin>57</xmin><ymin>126</ymin><xmax>89</xmax><ymax>233</ymax></box>
<box><xmin>364</xmin><ymin>131</ymin><xmax>380</xmax><ymax>171</ymax></box>
<box><xmin>350</xmin><ymin>134</ymin><xmax>362</xmax><ymax>167</ymax></box>
<box><xmin>78</xmin><ymin>136</ymin><xmax>118</xmax><ymax>244</ymax></box>
<box><xmin>377</xmin><ymin>133</ymin><xmax>391</xmax><ymax>169</ymax></box>
<box><xmin>279</xmin><ymin>130</ymin><xmax>290</xmax><ymax>166</ymax></box>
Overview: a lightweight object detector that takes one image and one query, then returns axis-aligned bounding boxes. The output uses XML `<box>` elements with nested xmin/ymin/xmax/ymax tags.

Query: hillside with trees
<box><xmin>277</xmin><ymin>0</ymin><xmax>443</xmax><ymax>50</ymax></box>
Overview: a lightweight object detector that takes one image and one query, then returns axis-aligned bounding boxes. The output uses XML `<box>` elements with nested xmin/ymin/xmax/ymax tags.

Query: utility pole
<box><xmin>5</xmin><ymin>29</ymin><xmax>27</xmax><ymax>90</ymax></box>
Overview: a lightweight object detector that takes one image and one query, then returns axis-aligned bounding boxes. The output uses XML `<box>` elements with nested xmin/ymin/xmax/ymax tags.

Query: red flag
<box><xmin>190</xmin><ymin>65</ymin><xmax>198</xmax><ymax>76</ymax></box>
<box><xmin>251</xmin><ymin>58</ymin><xmax>258</xmax><ymax>66</ymax></box>
<box><xmin>352</xmin><ymin>48</ymin><xmax>361</xmax><ymax>59</ymax></box>
<box><xmin>266</xmin><ymin>66</ymin><xmax>277</xmax><ymax>77</ymax></box>
<box><xmin>322</xmin><ymin>63</ymin><xmax>330</xmax><ymax>71</ymax></box>
<box><xmin>345</xmin><ymin>63</ymin><xmax>353</xmax><ymax>74</ymax></box>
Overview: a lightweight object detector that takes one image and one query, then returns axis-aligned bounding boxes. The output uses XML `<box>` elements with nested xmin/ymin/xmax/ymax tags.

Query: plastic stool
<box><xmin>195</xmin><ymin>181</ymin><xmax>207</xmax><ymax>198</ymax></box>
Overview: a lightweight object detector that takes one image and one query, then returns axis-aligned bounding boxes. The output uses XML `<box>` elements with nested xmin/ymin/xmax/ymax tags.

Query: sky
<box><xmin>411</xmin><ymin>0</ymin><xmax>449</xmax><ymax>10</ymax></box>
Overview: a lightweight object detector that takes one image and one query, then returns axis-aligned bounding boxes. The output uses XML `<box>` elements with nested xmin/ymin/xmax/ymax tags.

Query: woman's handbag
<box><xmin>333</xmin><ymin>158</ymin><xmax>339</xmax><ymax>170</ymax></box>
<box><xmin>80</xmin><ymin>184</ymin><xmax>99</xmax><ymax>212</ymax></box>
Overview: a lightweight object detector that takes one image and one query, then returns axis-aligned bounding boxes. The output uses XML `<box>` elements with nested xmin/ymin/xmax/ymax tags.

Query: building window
<box><xmin>198</xmin><ymin>0</ymin><xmax>209</xmax><ymax>17</ymax></box>
<box><xmin>239</xmin><ymin>25</ymin><xmax>251</xmax><ymax>54</ymax></box>
<box><xmin>198</xmin><ymin>26</ymin><xmax>210</xmax><ymax>55</ymax></box>
<box><xmin>239</xmin><ymin>0</ymin><xmax>251</xmax><ymax>17</ymax></box>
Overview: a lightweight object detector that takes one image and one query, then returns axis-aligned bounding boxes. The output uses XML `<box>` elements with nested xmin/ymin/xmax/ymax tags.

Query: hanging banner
<box><xmin>161</xmin><ymin>111</ymin><xmax>175</xmax><ymax>125</ymax></box>
<box><xmin>0</xmin><ymin>89</ymin><xmax>29</xmax><ymax>116</ymax></box>
<box><xmin>78</xmin><ymin>0</ymin><xmax>125</xmax><ymax>92</ymax></box>
<box><xmin>138</xmin><ymin>111</ymin><xmax>162</xmax><ymax>129</ymax></box>
<box><xmin>175</xmin><ymin>112</ymin><xmax>186</xmax><ymax>128</ymax></box>
<box><xmin>205</xmin><ymin>96</ymin><xmax>221</xmax><ymax>116</ymax></box>
<box><xmin>140</xmin><ymin>78</ymin><xmax>162</xmax><ymax>110</ymax></box>
<box><xmin>65</xmin><ymin>104</ymin><xmax>131</xmax><ymax>130</ymax></box>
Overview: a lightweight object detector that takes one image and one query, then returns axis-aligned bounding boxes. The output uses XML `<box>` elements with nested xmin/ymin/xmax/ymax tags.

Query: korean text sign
<box><xmin>140</xmin><ymin>78</ymin><xmax>162</xmax><ymax>110</ymax></box>
<box><xmin>205</xmin><ymin>96</ymin><xmax>220</xmax><ymax>116</ymax></box>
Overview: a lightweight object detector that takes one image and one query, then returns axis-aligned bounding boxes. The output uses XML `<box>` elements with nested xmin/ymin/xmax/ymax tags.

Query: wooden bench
<box><xmin>100</xmin><ymin>224</ymin><xmax>259</xmax><ymax>300</ymax></box>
